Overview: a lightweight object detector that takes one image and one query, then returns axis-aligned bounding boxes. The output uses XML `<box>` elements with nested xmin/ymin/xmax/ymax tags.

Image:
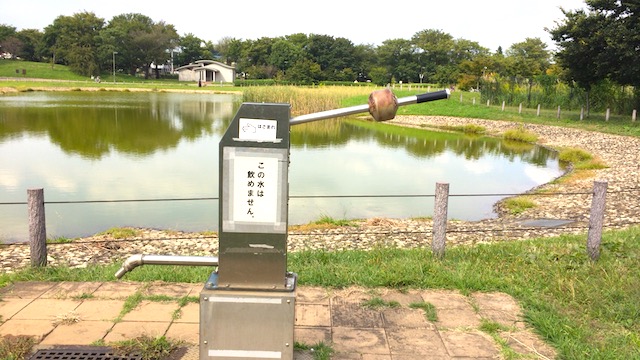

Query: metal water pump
<box><xmin>115</xmin><ymin>87</ymin><xmax>450</xmax><ymax>360</ymax></box>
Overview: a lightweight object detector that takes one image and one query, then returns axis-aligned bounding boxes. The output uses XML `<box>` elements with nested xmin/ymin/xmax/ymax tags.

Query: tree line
<box><xmin>0</xmin><ymin>1</ymin><xmax>638</xmax><ymax>113</ymax></box>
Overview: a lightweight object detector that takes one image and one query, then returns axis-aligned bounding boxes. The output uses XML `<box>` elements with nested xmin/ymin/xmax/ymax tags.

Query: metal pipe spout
<box><xmin>115</xmin><ymin>254</ymin><xmax>219</xmax><ymax>279</ymax></box>
<box><xmin>290</xmin><ymin>88</ymin><xmax>450</xmax><ymax>125</ymax></box>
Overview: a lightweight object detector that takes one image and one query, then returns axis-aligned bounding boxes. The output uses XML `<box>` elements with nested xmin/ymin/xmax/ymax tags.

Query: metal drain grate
<box><xmin>30</xmin><ymin>347</ymin><xmax>142</xmax><ymax>360</ymax></box>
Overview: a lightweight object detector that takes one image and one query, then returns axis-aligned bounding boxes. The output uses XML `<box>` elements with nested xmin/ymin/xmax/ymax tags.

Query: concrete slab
<box><xmin>361</xmin><ymin>355</ymin><xmax>392</xmax><ymax>360</ymax></box>
<box><xmin>0</xmin><ymin>298</ymin><xmax>33</xmax><ymax>320</ymax></box>
<box><xmin>435</xmin><ymin>307</ymin><xmax>482</xmax><ymax>329</ymax></box>
<box><xmin>473</xmin><ymin>292</ymin><xmax>525</xmax><ymax>329</ymax></box>
<box><xmin>332</xmin><ymin>327</ymin><xmax>389</xmax><ymax>355</ymax></box>
<box><xmin>0</xmin><ymin>281</ymin><xmax>56</xmax><ymax>299</ymax></box>
<box><xmin>40</xmin><ymin>320</ymin><xmax>114</xmax><ymax>345</ymax></box>
<box><xmin>104</xmin><ymin>321</ymin><xmax>170</xmax><ymax>343</ymax></box>
<box><xmin>472</xmin><ymin>292</ymin><xmax>522</xmax><ymax>313</ymax></box>
<box><xmin>294</xmin><ymin>327</ymin><xmax>331</xmax><ymax>345</ymax></box>
<box><xmin>166</xmin><ymin>322</ymin><xmax>199</xmax><ymax>344</ymax></box>
<box><xmin>420</xmin><ymin>289</ymin><xmax>470</xmax><ymax>309</ymax></box>
<box><xmin>439</xmin><ymin>330</ymin><xmax>500</xmax><ymax>358</ymax></box>
<box><xmin>331</xmin><ymin>304</ymin><xmax>384</xmax><ymax>328</ymax></box>
<box><xmin>297</xmin><ymin>286</ymin><xmax>331</xmax><ymax>305</ymax></box>
<box><xmin>392</xmin><ymin>355</ymin><xmax>451</xmax><ymax>360</ymax></box>
<box><xmin>478</xmin><ymin>308</ymin><xmax>526</xmax><ymax>329</ymax></box>
<box><xmin>121</xmin><ymin>300</ymin><xmax>179</xmax><ymax>322</ymax></box>
<box><xmin>74</xmin><ymin>299</ymin><xmax>125</xmax><ymax>321</ymax></box>
<box><xmin>331</xmin><ymin>288</ymin><xmax>371</xmax><ymax>305</ymax></box>
<box><xmin>142</xmin><ymin>282</ymin><xmax>196</xmax><ymax>298</ymax></box>
<box><xmin>0</xmin><ymin>282</ymin><xmax>559</xmax><ymax>360</ymax></box>
<box><xmin>11</xmin><ymin>299</ymin><xmax>81</xmax><ymax>320</ymax></box>
<box><xmin>518</xmin><ymin>218</ymin><xmax>574</xmax><ymax>228</ymax></box>
<box><xmin>378</xmin><ymin>289</ymin><xmax>423</xmax><ymax>307</ymax></box>
<box><xmin>295</xmin><ymin>304</ymin><xmax>331</xmax><ymax>327</ymax></box>
<box><xmin>0</xmin><ymin>319</ymin><xmax>55</xmax><ymax>339</ymax></box>
<box><xmin>501</xmin><ymin>330</ymin><xmax>557</xmax><ymax>359</ymax></box>
<box><xmin>386</xmin><ymin>327</ymin><xmax>449</xmax><ymax>357</ymax></box>
<box><xmin>173</xmin><ymin>302</ymin><xmax>199</xmax><ymax>323</ymax></box>
<box><xmin>381</xmin><ymin>308</ymin><xmax>433</xmax><ymax>328</ymax></box>
<box><xmin>40</xmin><ymin>282</ymin><xmax>102</xmax><ymax>299</ymax></box>
<box><xmin>92</xmin><ymin>282</ymin><xmax>142</xmax><ymax>299</ymax></box>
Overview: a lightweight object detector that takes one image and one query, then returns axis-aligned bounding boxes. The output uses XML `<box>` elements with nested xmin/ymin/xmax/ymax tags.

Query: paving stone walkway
<box><xmin>0</xmin><ymin>281</ymin><xmax>556</xmax><ymax>359</ymax></box>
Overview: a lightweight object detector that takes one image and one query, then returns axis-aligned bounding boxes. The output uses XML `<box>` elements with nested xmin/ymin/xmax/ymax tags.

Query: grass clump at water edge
<box><xmin>98</xmin><ymin>227</ymin><xmax>142</xmax><ymax>239</ymax></box>
<box><xmin>441</xmin><ymin>123</ymin><xmax>486</xmax><ymax>134</ymax></box>
<box><xmin>502</xmin><ymin>127</ymin><xmax>539</xmax><ymax>143</ymax></box>
<box><xmin>559</xmin><ymin>147</ymin><xmax>608</xmax><ymax>170</ymax></box>
<box><xmin>500</xmin><ymin>196</ymin><xmax>536</xmax><ymax>215</ymax></box>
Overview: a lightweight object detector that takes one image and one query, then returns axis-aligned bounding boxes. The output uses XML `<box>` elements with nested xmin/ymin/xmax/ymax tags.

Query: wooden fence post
<box><xmin>518</xmin><ymin>103</ymin><xmax>522</xmax><ymax>114</ymax></box>
<box><xmin>557</xmin><ymin>106</ymin><xmax>561</xmax><ymax>119</ymax></box>
<box><xmin>28</xmin><ymin>188</ymin><xmax>47</xmax><ymax>267</ymax></box>
<box><xmin>537</xmin><ymin>104</ymin><xmax>541</xmax><ymax>116</ymax></box>
<box><xmin>633</xmin><ymin>109</ymin><xmax>637</xmax><ymax>122</ymax></box>
<box><xmin>580</xmin><ymin>107</ymin><xmax>584</xmax><ymax>121</ymax></box>
<box><xmin>501</xmin><ymin>101</ymin><xmax>505</xmax><ymax>111</ymax></box>
<box><xmin>432</xmin><ymin>182</ymin><xmax>449</xmax><ymax>259</ymax></box>
<box><xmin>605</xmin><ymin>108</ymin><xmax>610</xmax><ymax>121</ymax></box>
<box><xmin>587</xmin><ymin>180</ymin><xmax>608</xmax><ymax>261</ymax></box>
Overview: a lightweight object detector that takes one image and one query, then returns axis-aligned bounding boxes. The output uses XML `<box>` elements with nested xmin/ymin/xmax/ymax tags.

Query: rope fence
<box><xmin>1</xmin><ymin>180</ymin><xmax>639</xmax><ymax>265</ymax></box>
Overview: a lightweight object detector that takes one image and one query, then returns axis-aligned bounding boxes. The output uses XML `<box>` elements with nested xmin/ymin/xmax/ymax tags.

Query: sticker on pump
<box><xmin>238</xmin><ymin>118</ymin><xmax>277</xmax><ymax>141</ymax></box>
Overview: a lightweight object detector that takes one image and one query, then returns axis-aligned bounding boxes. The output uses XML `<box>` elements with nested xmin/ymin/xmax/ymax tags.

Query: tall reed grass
<box><xmin>241</xmin><ymin>86</ymin><xmax>373</xmax><ymax>117</ymax></box>
<box><xmin>242</xmin><ymin>86</ymin><xmax>378</xmax><ymax>137</ymax></box>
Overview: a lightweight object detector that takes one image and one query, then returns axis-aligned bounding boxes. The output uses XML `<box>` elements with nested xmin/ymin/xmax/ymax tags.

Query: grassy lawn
<box><xmin>1</xmin><ymin>60</ymin><xmax>639</xmax><ymax>358</ymax></box>
<box><xmin>2</xmin><ymin>227</ymin><xmax>639</xmax><ymax>358</ymax></box>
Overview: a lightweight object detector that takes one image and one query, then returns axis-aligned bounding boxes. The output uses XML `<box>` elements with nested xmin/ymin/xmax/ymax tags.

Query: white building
<box><xmin>175</xmin><ymin>60</ymin><xmax>236</xmax><ymax>84</ymax></box>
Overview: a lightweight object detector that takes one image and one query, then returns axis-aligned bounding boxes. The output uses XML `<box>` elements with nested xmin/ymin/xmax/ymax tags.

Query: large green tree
<box><xmin>549</xmin><ymin>2</ymin><xmax>618</xmax><ymax>116</ymax></box>
<box><xmin>0</xmin><ymin>24</ymin><xmax>20</xmax><ymax>58</ymax></box>
<box><xmin>176</xmin><ymin>33</ymin><xmax>208</xmax><ymax>66</ymax></box>
<box><xmin>43</xmin><ymin>12</ymin><xmax>105</xmax><ymax>76</ymax></box>
<box><xmin>506</xmin><ymin>38</ymin><xmax>550</xmax><ymax>104</ymax></box>
<box><xmin>215</xmin><ymin>36</ymin><xmax>242</xmax><ymax>65</ymax></box>
<box><xmin>585</xmin><ymin>0</ymin><xmax>640</xmax><ymax>86</ymax></box>
<box><xmin>101</xmin><ymin>13</ymin><xmax>178</xmax><ymax>78</ymax></box>
<box><xmin>412</xmin><ymin>29</ymin><xmax>455</xmax><ymax>83</ymax></box>
<box><xmin>305</xmin><ymin>34</ymin><xmax>358</xmax><ymax>81</ymax></box>
<box><xmin>376</xmin><ymin>38</ymin><xmax>417</xmax><ymax>84</ymax></box>
<box><xmin>16</xmin><ymin>29</ymin><xmax>43</xmax><ymax>61</ymax></box>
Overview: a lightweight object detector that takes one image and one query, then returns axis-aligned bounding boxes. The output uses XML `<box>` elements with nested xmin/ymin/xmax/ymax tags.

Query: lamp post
<box><xmin>112</xmin><ymin>51</ymin><xmax>118</xmax><ymax>83</ymax></box>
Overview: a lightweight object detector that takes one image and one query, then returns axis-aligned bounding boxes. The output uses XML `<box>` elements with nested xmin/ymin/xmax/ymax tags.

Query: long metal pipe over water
<box><xmin>290</xmin><ymin>88</ymin><xmax>450</xmax><ymax>125</ymax></box>
<box><xmin>115</xmin><ymin>254</ymin><xmax>219</xmax><ymax>279</ymax></box>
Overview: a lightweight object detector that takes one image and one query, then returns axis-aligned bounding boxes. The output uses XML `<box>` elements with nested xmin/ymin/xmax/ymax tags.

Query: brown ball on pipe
<box><xmin>368</xmin><ymin>88</ymin><xmax>398</xmax><ymax>121</ymax></box>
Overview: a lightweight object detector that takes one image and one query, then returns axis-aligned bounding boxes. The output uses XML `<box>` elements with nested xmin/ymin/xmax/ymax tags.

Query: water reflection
<box><xmin>0</xmin><ymin>92</ymin><xmax>562</xmax><ymax>242</ymax></box>
<box><xmin>0</xmin><ymin>92</ymin><xmax>237</xmax><ymax>158</ymax></box>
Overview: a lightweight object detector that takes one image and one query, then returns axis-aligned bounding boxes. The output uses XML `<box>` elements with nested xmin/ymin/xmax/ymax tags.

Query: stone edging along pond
<box><xmin>389</xmin><ymin>115</ymin><xmax>640</xmax><ymax>227</ymax></box>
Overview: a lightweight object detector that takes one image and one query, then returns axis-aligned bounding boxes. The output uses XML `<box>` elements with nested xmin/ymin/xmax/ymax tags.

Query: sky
<box><xmin>1</xmin><ymin>0</ymin><xmax>588</xmax><ymax>52</ymax></box>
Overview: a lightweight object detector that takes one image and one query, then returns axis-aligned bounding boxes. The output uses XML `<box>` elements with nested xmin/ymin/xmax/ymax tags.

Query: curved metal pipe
<box><xmin>115</xmin><ymin>254</ymin><xmax>219</xmax><ymax>279</ymax></box>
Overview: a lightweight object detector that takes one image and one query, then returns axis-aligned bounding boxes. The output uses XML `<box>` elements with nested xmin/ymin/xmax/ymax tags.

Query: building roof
<box><xmin>175</xmin><ymin>60</ymin><xmax>235</xmax><ymax>72</ymax></box>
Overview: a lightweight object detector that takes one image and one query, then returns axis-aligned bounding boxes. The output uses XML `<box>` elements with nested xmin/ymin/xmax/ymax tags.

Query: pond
<box><xmin>0</xmin><ymin>91</ymin><xmax>564</xmax><ymax>243</ymax></box>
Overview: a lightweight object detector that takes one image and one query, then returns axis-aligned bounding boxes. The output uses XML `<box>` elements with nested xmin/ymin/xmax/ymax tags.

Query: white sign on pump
<box><xmin>238</xmin><ymin>118</ymin><xmax>278</xmax><ymax>141</ymax></box>
<box><xmin>232</xmin><ymin>155</ymin><xmax>279</xmax><ymax>223</ymax></box>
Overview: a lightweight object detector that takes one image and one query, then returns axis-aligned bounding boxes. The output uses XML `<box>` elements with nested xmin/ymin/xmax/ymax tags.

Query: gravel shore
<box><xmin>2</xmin><ymin>115</ymin><xmax>639</xmax><ymax>273</ymax></box>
